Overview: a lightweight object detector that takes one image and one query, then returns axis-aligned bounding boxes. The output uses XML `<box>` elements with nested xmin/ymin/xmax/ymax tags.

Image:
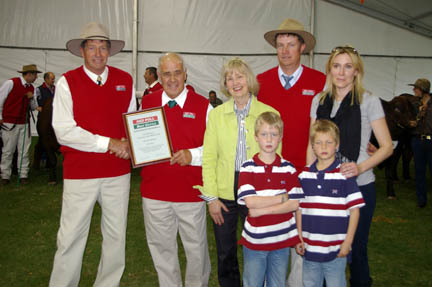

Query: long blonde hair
<box><xmin>320</xmin><ymin>45</ymin><xmax>367</xmax><ymax>105</ymax></box>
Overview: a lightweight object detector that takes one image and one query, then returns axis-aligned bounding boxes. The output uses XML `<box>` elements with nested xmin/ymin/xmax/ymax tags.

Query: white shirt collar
<box><xmin>162</xmin><ymin>85</ymin><xmax>187</xmax><ymax>108</ymax></box>
<box><xmin>20</xmin><ymin>77</ymin><xmax>28</xmax><ymax>86</ymax></box>
<box><xmin>278</xmin><ymin>64</ymin><xmax>303</xmax><ymax>87</ymax></box>
<box><xmin>149</xmin><ymin>80</ymin><xmax>159</xmax><ymax>89</ymax></box>
<box><xmin>83</xmin><ymin>65</ymin><xmax>109</xmax><ymax>85</ymax></box>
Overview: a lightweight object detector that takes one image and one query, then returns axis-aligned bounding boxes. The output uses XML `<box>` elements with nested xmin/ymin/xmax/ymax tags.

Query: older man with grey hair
<box><xmin>140</xmin><ymin>52</ymin><xmax>212</xmax><ymax>287</ymax></box>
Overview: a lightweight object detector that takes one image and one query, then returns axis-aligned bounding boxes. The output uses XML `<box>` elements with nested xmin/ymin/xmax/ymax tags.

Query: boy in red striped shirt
<box><xmin>237</xmin><ymin>112</ymin><xmax>304</xmax><ymax>287</ymax></box>
<box><xmin>296</xmin><ymin>119</ymin><xmax>365</xmax><ymax>287</ymax></box>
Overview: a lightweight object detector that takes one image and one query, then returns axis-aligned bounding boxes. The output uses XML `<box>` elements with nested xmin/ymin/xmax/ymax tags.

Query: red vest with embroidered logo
<box><xmin>61</xmin><ymin>66</ymin><xmax>133</xmax><ymax>179</ymax></box>
<box><xmin>2</xmin><ymin>77</ymin><xmax>34</xmax><ymax>124</ymax></box>
<box><xmin>258</xmin><ymin>65</ymin><xmax>325</xmax><ymax>168</ymax></box>
<box><xmin>140</xmin><ymin>89</ymin><xmax>208</xmax><ymax>202</ymax></box>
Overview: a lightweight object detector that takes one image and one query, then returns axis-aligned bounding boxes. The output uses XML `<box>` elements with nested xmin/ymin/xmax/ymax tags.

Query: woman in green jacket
<box><xmin>201</xmin><ymin>57</ymin><xmax>279</xmax><ymax>286</ymax></box>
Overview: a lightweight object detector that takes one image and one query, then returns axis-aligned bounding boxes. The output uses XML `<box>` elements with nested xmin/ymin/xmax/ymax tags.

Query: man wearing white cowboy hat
<box><xmin>49</xmin><ymin>22</ymin><xmax>136</xmax><ymax>287</ymax></box>
<box><xmin>257</xmin><ymin>18</ymin><xmax>326</xmax><ymax>287</ymax></box>
<box><xmin>0</xmin><ymin>64</ymin><xmax>41</xmax><ymax>185</ymax></box>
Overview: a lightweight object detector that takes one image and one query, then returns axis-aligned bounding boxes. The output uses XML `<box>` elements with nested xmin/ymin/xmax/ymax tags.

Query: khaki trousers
<box><xmin>0</xmin><ymin>123</ymin><xmax>31</xmax><ymax>179</ymax></box>
<box><xmin>142</xmin><ymin>198</ymin><xmax>211</xmax><ymax>287</ymax></box>
<box><xmin>49</xmin><ymin>173</ymin><xmax>130</xmax><ymax>287</ymax></box>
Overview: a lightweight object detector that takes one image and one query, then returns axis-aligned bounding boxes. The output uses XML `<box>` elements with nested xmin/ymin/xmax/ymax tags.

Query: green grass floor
<box><xmin>0</xmin><ymin>139</ymin><xmax>431</xmax><ymax>286</ymax></box>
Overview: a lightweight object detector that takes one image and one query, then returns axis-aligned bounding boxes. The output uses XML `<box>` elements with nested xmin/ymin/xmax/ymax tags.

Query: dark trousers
<box><xmin>411</xmin><ymin>137</ymin><xmax>432</xmax><ymax>206</ymax></box>
<box><xmin>214</xmin><ymin>172</ymin><xmax>249</xmax><ymax>287</ymax></box>
<box><xmin>349</xmin><ymin>182</ymin><xmax>376</xmax><ymax>287</ymax></box>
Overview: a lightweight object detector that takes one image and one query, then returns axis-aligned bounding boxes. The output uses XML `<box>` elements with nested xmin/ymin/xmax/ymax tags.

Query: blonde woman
<box><xmin>307</xmin><ymin>45</ymin><xmax>392</xmax><ymax>287</ymax></box>
<box><xmin>201</xmin><ymin>57</ymin><xmax>279</xmax><ymax>286</ymax></box>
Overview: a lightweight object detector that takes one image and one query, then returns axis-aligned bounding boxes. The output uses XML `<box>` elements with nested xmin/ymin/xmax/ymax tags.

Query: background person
<box><xmin>308</xmin><ymin>45</ymin><xmax>393</xmax><ymax>287</ymax></box>
<box><xmin>33</xmin><ymin>71</ymin><xmax>56</xmax><ymax>171</ymax></box>
<box><xmin>140</xmin><ymin>53</ymin><xmax>211</xmax><ymax>287</ymax></box>
<box><xmin>143</xmin><ymin>66</ymin><xmax>162</xmax><ymax>96</ymax></box>
<box><xmin>209</xmin><ymin>90</ymin><xmax>223</xmax><ymax>108</ymax></box>
<box><xmin>49</xmin><ymin>22</ymin><xmax>136</xmax><ymax>287</ymax></box>
<box><xmin>0</xmin><ymin>64</ymin><xmax>40</xmax><ymax>185</ymax></box>
<box><xmin>409</xmin><ymin>78</ymin><xmax>432</xmax><ymax>208</ymax></box>
<box><xmin>201</xmin><ymin>57</ymin><xmax>279</xmax><ymax>287</ymax></box>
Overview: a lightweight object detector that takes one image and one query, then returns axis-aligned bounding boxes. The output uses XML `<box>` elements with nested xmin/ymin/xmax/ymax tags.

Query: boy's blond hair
<box><xmin>309</xmin><ymin>119</ymin><xmax>340</xmax><ymax>145</ymax></box>
<box><xmin>254</xmin><ymin>112</ymin><xmax>283</xmax><ymax>136</ymax></box>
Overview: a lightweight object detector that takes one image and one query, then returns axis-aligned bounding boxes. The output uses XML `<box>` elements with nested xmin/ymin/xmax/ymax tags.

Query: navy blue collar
<box><xmin>310</xmin><ymin>158</ymin><xmax>340</xmax><ymax>173</ymax></box>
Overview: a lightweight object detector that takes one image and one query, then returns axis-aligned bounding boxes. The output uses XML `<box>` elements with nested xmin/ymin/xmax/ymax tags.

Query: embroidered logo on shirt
<box><xmin>183</xmin><ymin>112</ymin><xmax>196</xmax><ymax>119</ymax></box>
<box><xmin>281</xmin><ymin>180</ymin><xmax>286</xmax><ymax>184</ymax></box>
<box><xmin>332</xmin><ymin>189</ymin><xmax>338</xmax><ymax>194</ymax></box>
<box><xmin>302</xmin><ymin>89</ymin><xmax>315</xmax><ymax>96</ymax></box>
<box><xmin>116</xmin><ymin>85</ymin><xmax>126</xmax><ymax>91</ymax></box>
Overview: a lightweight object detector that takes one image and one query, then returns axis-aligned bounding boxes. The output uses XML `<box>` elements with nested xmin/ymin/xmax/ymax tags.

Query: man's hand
<box><xmin>170</xmin><ymin>149</ymin><xmax>192</xmax><ymax>166</ymax></box>
<box><xmin>108</xmin><ymin>138</ymin><xmax>130</xmax><ymax>159</ymax></box>
<box><xmin>340</xmin><ymin>162</ymin><xmax>359</xmax><ymax>178</ymax></box>
<box><xmin>36</xmin><ymin>106</ymin><xmax>42</xmax><ymax>112</ymax></box>
<box><xmin>208</xmin><ymin>199</ymin><xmax>228</xmax><ymax>225</ymax></box>
<box><xmin>25</xmin><ymin>91</ymin><xmax>33</xmax><ymax>99</ymax></box>
<box><xmin>0</xmin><ymin>119</ymin><xmax>3</xmax><ymax>125</ymax></box>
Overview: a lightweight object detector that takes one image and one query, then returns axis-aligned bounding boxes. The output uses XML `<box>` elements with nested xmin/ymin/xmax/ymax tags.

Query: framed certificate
<box><xmin>123</xmin><ymin>107</ymin><xmax>173</xmax><ymax>167</ymax></box>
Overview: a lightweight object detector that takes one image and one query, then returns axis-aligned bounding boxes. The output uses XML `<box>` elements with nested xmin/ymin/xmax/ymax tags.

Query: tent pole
<box><xmin>309</xmin><ymin>0</ymin><xmax>315</xmax><ymax>68</ymax></box>
<box><xmin>132</xmin><ymin>0</ymin><xmax>138</xmax><ymax>89</ymax></box>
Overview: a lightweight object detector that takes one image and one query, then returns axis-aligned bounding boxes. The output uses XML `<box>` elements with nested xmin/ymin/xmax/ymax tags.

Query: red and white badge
<box><xmin>183</xmin><ymin>112</ymin><xmax>196</xmax><ymax>119</ymax></box>
<box><xmin>302</xmin><ymin>89</ymin><xmax>316</xmax><ymax>96</ymax></box>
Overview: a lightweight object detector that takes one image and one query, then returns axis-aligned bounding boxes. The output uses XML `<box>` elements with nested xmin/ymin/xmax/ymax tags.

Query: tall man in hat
<box><xmin>49</xmin><ymin>22</ymin><xmax>136</xmax><ymax>287</ymax></box>
<box><xmin>409</xmin><ymin>78</ymin><xmax>432</xmax><ymax>208</ymax></box>
<box><xmin>257</xmin><ymin>18</ymin><xmax>326</xmax><ymax>286</ymax></box>
<box><xmin>140</xmin><ymin>52</ymin><xmax>211</xmax><ymax>286</ymax></box>
<box><xmin>0</xmin><ymin>64</ymin><xmax>41</xmax><ymax>185</ymax></box>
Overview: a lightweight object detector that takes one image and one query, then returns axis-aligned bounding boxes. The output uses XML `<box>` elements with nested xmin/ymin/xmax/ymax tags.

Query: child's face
<box><xmin>255</xmin><ymin>123</ymin><xmax>282</xmax><ymax>155</ymax></box>
<box><xmin>312</xmin><ymin>132</ymin><xmax>339</xmax><ymax>162</ymax></box>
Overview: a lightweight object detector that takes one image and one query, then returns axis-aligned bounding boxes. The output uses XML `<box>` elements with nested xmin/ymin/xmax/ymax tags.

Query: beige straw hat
<box><xmin>66</xmin><ymin>22</ymin><xmax>125</xmax><ymax>57</ymax></box>
<box><xmin>17</xmin><ymin>64</ymin><xmax>42</xmax><ymax>73</ymax></box>
<box><xmin>264</xmin><ymin>18</ymin><xmax>316</xmax><ymax>53</ymax></box>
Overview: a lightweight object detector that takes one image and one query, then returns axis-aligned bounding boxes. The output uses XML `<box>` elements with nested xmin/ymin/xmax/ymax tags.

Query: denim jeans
<box><xmin>349</xmin><ymin>182</ymin><xmax>375</xmax><ymax>287</ymax></box>
<box><xmin>411</xmin><ymin>137</ymin><xmax>432</xmax><ymax>206</ymax></box>
<box><xmin>242</xmin><ymin>246</ymin><xmax>290</xmax><ymax>287</ymax></box>
<box><xmin>303</xmin><ymin>257</ymin><xmax>347</xmax><ymax>287</ymax></box>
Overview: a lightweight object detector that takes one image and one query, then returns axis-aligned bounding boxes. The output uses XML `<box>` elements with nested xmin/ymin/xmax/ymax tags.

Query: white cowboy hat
<box><xmin>264</xmin><ymin>18</ymin><xmax>316</xmax><ymax>54</ymax></box>
<box><xmin>66</xmin><ymin>22</ymin><xmax>125</xmax><ymax>57</ymax></box>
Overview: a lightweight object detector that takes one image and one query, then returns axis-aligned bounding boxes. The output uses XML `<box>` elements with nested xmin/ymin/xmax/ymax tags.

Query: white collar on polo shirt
<box><xmin>278</xmin><ymin>65</ymin><xmax>303</xmax><ymax>88</ymax></box>
<box><xmin>161</xmin><ymin>85</ymin><xmax>187</xmax><ymax>108</ymax></box>
<box><xmin>83</xmin><ymin>65</ymin><xmax>108</xmax><ymax>85</ymax></box>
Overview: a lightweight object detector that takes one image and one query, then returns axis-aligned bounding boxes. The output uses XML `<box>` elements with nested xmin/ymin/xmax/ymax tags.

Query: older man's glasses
<box><xmin>331</xmin><ymin>45</ymin><xmax>358</xmax><ymax>54</ymax></box>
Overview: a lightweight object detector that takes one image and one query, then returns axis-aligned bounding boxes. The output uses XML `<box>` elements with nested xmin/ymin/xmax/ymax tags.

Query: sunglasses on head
<box><xmin>331</xmin><ymin>45</ymin><xmax>358</xmax><ymax>54</ymax></box>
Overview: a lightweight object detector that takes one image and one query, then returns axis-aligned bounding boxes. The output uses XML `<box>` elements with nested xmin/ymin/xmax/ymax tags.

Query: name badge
<box><xmin>302</xmin><ymin>89</ymin><xmax>315</xmax><ymax>96</ymax></box>
<box><xmin>183</xmin><ymin>112</ymin><xmax>196</xmax><ymax>119</ymax></box>
<box><xmin>116</xmin><ymin>85</ymin><xmax>126</xmax><ymax>91</ymax></box>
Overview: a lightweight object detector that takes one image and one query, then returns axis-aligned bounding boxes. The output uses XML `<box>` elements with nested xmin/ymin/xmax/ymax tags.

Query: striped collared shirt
<box><xmin>234</xmin><ymin>96</ymin><xmax>252</xmax><ymax>171</ymax></box>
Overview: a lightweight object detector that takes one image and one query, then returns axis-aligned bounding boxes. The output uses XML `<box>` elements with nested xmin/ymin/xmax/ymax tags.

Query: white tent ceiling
<box><xmin>323</xmin><ymin>0</ymin><xmax>432</xmax><ymax>39</ymax></box>
<box><xmin>0</xmin><ymin>0</ymin><xmax>431</xmax><ymax>104</ymax></box>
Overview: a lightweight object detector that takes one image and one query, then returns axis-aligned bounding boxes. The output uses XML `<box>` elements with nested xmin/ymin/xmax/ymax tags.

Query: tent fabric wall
<box><xmin>0</xmin><ymin>0</ymin><xmax>431</xmax><ymax>114</ymax></box>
